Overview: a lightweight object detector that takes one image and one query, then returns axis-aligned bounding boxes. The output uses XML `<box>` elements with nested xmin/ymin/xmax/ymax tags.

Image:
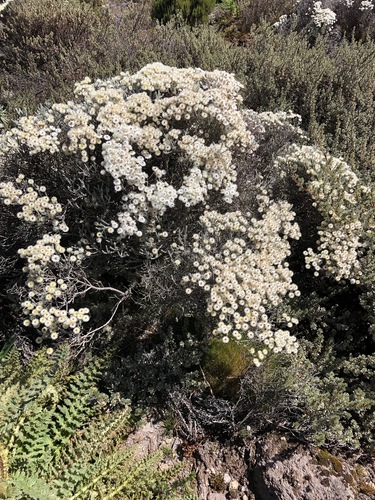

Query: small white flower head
<box><xmin>359</xmin><ymin>0</ymin><xmax>373</xmax><ymax>10</ymax></box>
<box><xmin>311</xmin><ymin>2</ymin><xmax>336</xmax><ymax>28</ymax></box>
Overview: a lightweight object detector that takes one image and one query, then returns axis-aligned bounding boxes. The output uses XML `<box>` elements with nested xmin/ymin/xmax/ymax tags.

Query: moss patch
<box><xmin>202</xmin><ymin>339</ymin><xmax>248</xmax><ymax>400</ymax></box>
<box><xmin>316</xmin><ymin>450</ymin><xmax>344</xmax><ymax>475</ymax></box>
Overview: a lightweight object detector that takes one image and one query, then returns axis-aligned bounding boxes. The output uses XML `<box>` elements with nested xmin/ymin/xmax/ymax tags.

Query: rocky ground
<box><xmin>125</xmin><ymin>420</ymin><xmax>375</xmax><ymax>499</ymax></box>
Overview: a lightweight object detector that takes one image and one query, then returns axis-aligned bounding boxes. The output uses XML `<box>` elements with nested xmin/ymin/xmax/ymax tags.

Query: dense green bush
<box><xmin>151</xmin><ymin>0</ymin><xmax>216</xmax><ymax>24</ymax></box>
<box><xmin>141</xmin><ymin>19</ymin><xmax>247</xmax><ymax>75</ymax></box>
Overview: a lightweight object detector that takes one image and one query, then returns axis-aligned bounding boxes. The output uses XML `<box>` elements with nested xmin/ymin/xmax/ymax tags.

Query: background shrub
<box><xmin>151</xmin><ymin>0</ymin><xmax>216</xmax><ymax>25</ymax></box>
<box><xmin>243</xmin><ymin>24</ymin><xmax>375</xmax><ymax>177</ymax></box>
<box><xmin>237</xmin><ymin>0</ymin><xmax>295</xmax><ymax>31</ymax></box>
<box><xmin>281</xmin><ymin>0</ymin><xmax>375</xmax><ymax>42</ymax></box>
<box><xmin>140</xmin><ymin>19</ymin><xmax>247</xmax><ymax>75</ymax></box>
<box><xmin>0</xmin><ymin>0</ymin><xmax>116</xmax><ymax>112</ymax></box>
<box><xmin>0</xmin><ymin>0</ymin><xmax>245</xmax><ymax>124</ymax></box>
<box><xmin>0</xmin><ymin>0</ymin><xmax>155</xmax><ymax>118</ymax></box>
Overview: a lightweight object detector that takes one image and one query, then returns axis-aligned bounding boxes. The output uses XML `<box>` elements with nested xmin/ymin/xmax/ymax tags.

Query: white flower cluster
<box><xmin>18</xmin><ymin>234</ymin><xmax>90</xmax><ymax>339</ymax></box>
<box><xmin>275</xmin><ymin>144</ymin><xmax>370</xmax><ymax>282</ymax></box>
<box><xmin>359</xmin><ymin>0</ymin><xmax>374</xmax><ymax>10</ymax></box>
<box><xmin>0</xmin><ymin>174</ymin><xmax>67</xmax><ymax>231</ymax></box>
<box><xmin>0</xmin><ymin>115</ymin><xmax>61</xmax><ymax>156</ymax></box>
<box><xmin>0</xmin><ymin>63</ymin><xmax>258</xmax><ymax>239</ymax></box>
<box><xmin>0</xmin><ymin>0</ymin><xmax>14</xmax><ymax>15</ymax></box>
<box><xmin>311</xmin><ymin>1</ymin><xmax>337</xmax><ymax>28</ymax></box>
<box><xmin>182</xmin><ymin>193</ymin><xmax>301</xmax><ymax>364</ymax></box>
<box><xmin>19</xmin><ymin>234</ymin><xmax>67</xmax><ymax>272</ymax></box>
<box><xmin>304</xmin><ymin>220</ymin><xmax>363</xmax><ymax>282</ymax></box>
<box><xmin>21</xmin><ymin>299</ymin><xmax>90</xmax><ymax>340</ymax></box>
<box><xmin>273</xmin><ymin>14</ymin><xmax>290</xmax><ymax>29</ymax></box>
<box><xmin>256</xmin><ymin>110</ymin><xmax>305</xmax><ymax>137</ymax></box>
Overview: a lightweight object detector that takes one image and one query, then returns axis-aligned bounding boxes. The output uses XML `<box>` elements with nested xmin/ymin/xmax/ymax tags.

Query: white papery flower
<box><xmin>359</xmin><ymin>0</ymin><xmax>373</xmax><ymax>10</ymax></box>
<box><xmin>311</xmin><ymin>1</ymin><xmax>337</xmax><ymax>27</ymax></box>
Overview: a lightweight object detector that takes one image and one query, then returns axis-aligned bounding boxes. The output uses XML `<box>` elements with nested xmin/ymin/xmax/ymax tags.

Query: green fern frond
<box><xmin>0</xmin><ymin>345</ymin><xmax>190</xmax><ymax>498</ymax></box>
<box><xmin>5</xmin><ymin>471</ymin><xmax>59</xmax><ymax>500</ymax></box>
<box><xmin>0</xmin><ymin>339</ymin><xmax>21</xmax><ymax>389</ymax></box>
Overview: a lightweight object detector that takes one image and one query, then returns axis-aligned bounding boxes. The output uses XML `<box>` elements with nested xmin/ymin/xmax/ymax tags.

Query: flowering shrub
<box><xmin>0</xmin><ymin>63</ymin><xmax>295</xmax><ymax>362</ymax></box>
<box><xmin>0</xmin><ymin>62</ymin><xmax>374</xmax><ymax>374</ymax></box>
<box><xmin>1</xmin><ymin>62</ymin><xmax>375</xmax><ymax>448</ymax></box>
<box><xmin>275</xmin><ymin>144</ymin><xmax>374</xmax><ymax>283</ymax></box>
<box><xmin>274</xmin><ymin>0</ymin><xmax>375</xmax><ymax>40</ymax></box>
<box><xmin>311</xmin><ymin>1</ymin><xmax>337</xmax><ymax>28</ymax></box>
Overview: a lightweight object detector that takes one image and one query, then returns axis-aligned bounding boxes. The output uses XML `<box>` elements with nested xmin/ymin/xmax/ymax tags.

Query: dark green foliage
<box><xmin>283</xmin><ymin>286</ymin><xmax>375</xmax><ymax>451</ymax></box>
<box><xmin>294</xmin><ymin>350</ymin><xmax>375</xmax><ymax>450</ymax></box>
<box><xmin>151</xmin><ymin>0</ymin><xmax>216</xmax><ymax>25</ymax></box>
<box><xmin>107</xmin><ymin>324</ymin><xmax>204</xmax><ymax>406</ymax></box>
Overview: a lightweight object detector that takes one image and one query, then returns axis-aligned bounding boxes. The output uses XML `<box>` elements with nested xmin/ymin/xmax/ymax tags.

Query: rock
<box><xmin>230</xmin><ymin>480</ymin><xmax>240</xmax><ymax>497</ymax></box>
<box><xmin>229</xmin><ymin>489</ymin><xmax>239</xmax><ymax>498</ymax></box>
<box><xmin>208</xmin><ymin>494</ymin><xmax>227</xmax><ymax>500</ymax></box>
<box><xmin>230</xmin><ymin>480</ymin><xmax>239</xmax><ymax>490</ymax></box>
<box><xmin>249</xmin><ymin>433</ymin><xmax>361</xmax><ymax>500</ymax></box>
<box><xmin>224</xmin><ymin>472</ymin><xmax>232</xmax><ymax>484</ymax></box>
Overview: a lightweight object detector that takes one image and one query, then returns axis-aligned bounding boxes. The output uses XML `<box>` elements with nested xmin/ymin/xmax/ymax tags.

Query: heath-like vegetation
<box><xmin>0</xmin><ymin>0</ymin><xmax>374</xmax><ymax>497</ymax></box>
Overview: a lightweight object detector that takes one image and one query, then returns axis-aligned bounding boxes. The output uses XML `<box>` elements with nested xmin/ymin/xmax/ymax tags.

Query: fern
<box><xmin>0</xmin><ymin>345</ymin><xmax>192</xmax><ymax>499</ymax></box>
<box><xmin>0</xmin><ymin>338</ymin><xmax>21</xmax><ymax>389</ymax></box>
<box><xmin>7</xmin><ymin>473</ymin><xmax>59</xmax><ymax>500</ymax></box>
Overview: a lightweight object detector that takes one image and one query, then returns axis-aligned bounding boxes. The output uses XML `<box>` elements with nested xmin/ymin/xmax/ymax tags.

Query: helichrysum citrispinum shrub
<box><xmin>1</xmin><ymin>62</ymin><xmax>375</xmax><ymax>449</ymax></box>
<box><xmin>0</xmin><ymin>63</ymin><xmax>306</xmax><ymax>366</ymax></box>
<box><xmin>0</xmin><ymin>62</ymin><xmax>374</xmax><ymax>373</ymax></box>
